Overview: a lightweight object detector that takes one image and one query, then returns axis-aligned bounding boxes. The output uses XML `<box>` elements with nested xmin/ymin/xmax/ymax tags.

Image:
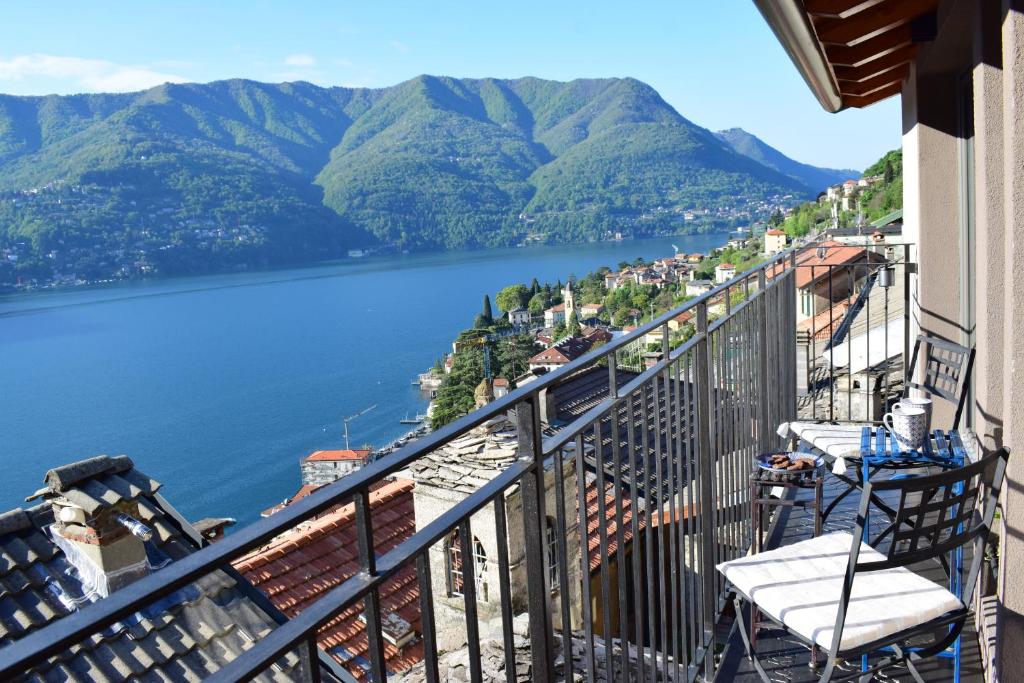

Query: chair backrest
<box><xmin>828</xmin><ymin>448</ymin><xmax>1009</xmax><ymax>654</ymax></box>
<box><xmin>905</xmin><ymin>334</ymin><xmax>975</xmax><ymax>428</ymax></box>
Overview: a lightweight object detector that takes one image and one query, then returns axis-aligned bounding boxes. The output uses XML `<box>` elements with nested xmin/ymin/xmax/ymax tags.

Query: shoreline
<box><xmin>1</xmin><ymin>230</ymin><xmax>736</xmax><ymax>298</ymax></box>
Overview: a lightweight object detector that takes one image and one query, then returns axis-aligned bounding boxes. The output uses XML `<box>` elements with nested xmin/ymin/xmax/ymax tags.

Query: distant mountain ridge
<box><xmin>0</xmin><ymin>76</ymin><xmax>839</xmax><ymax>284</ymax></box>
<box><xmin>715</xmin><ymin>127</ymin><xmax>859</xmax><ymax>194</ymax></box>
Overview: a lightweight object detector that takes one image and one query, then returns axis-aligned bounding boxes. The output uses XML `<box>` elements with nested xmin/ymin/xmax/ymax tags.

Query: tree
<box><xmin>528</xmin><ymin>292</ymin><xmax>548</xmax><ymax>314</ymax></box>
<box><xmin>883</xmin><ymin>159</ymin><xmax>895</xmax><ymax>185</ymax></box>
<box><xmin>567</xmin><ymin>311</ymin><xmax>582</xmax><ymax>336</ymax></box>
<box><xmin>481</xmin><ymin>294</ymin><xmax>494</xmax><ymax>325</ymax></box>
<box><xmin>768</xmin><ymin>209</ymin><xmax>784</xmax><ymax>227</ymax></box>
<box><xmin>496</xmin><ymin>284</ymin><xmax>530</xmax><ymax>313</ymax></box>
<box><xmin>552</xmin><ymin>322</ymin><xmax>567</xmax><ymax>342</ymax></box>
<box><xmin>530</xmin><ymin>278</ymin><xmax>540</xmax><ymax>295</ymax></box>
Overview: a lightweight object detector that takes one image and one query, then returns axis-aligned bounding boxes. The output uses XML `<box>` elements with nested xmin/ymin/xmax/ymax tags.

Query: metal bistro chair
<box><xmin>718</xmin><ymin>447</ymin><xmax>1008</xmax><ymax>682</ymax></box>
<box><xmin>791</xmin><ymin>333</ymin><xmax>975</xmax><ymax>522</ymax></box>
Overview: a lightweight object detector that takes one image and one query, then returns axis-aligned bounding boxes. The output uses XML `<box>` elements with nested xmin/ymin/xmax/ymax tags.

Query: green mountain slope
<box><xmin>0</xmin><ymin>76</ymin><xmax>819</xmax><ymax>285</ymax></box>
<box><xmin>715</xmin><ymin>127</ymin><xmax>858</xmax><ymax>193</ymax></box>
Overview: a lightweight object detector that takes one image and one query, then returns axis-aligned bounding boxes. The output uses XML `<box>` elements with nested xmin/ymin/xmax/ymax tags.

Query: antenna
<box><xmin>343</xmin><ymin>404</ymin><xmax>376</xmax><ymax>450</ymax></box>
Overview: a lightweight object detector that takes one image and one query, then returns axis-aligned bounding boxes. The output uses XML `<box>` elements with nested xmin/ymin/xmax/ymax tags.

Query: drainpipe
<box><xmin>752</xmin><ymin>0</ymin><xmax>844</xmax><ymax>113</ymax></box>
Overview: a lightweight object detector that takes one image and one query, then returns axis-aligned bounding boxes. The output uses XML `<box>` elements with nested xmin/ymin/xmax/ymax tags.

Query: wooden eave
<box><xmin>755</xmin><ymin>0</ymin><xmax>938</xmax><ymax>111</ymax></box>
<box><xmin>809</xmin><ymin>0</ymin><xmax>937</xmax><ymax>109</ymax></box>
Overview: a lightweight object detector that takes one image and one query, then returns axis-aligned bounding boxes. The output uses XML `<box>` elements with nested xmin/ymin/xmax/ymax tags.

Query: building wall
<box><xmin>902</xmin><ymin>2</ymin><xmax>1024</xmax><ymax>677</ymax></box>
<box><xmin>412</xmin><ymin>454</ymin><xmax>582</xmax><ymax>652</ymax></box>
<box><xmin>300</xmin><ymin>459</ymin><xmax>362</xmax><ymax>486</ymax></box>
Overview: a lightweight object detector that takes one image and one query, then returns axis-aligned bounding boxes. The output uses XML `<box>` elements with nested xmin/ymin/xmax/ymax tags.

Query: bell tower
<box><xmin>562</xmin><ymin>278</ymin><xmax>576</xmax><ymax>321</ymax></box>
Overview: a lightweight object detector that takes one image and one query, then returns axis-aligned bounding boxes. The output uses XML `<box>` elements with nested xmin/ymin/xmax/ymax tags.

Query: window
<box><xmin>546</xmin><ymin>516</ymin><xmax>559</xmax><ymax>588</ymax></box>
<box><xmin>445</xmin><ymin>532</ymin><xmax>489</xmax><ymax>601</ymax></box>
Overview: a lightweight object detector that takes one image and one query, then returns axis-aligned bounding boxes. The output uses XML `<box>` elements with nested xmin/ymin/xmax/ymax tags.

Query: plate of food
<box><xmin>754</xmin><ymin>452</ymin><xmax>824</xmax><ymax>480</ymax></box>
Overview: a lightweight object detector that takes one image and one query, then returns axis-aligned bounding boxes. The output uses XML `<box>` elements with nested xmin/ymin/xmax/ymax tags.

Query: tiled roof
<box><xmin>580</xmin><ymin>475</ymin><xmax>638</xmax><ymax>573</ymax></box>
<box><xmin>765</xmin><ymin>229</ymin><xmax>786</xmax><ymax>236</ymax></box>
<box><xmin>798</xmin><ymin>298</ymin><xmax>853</xmax><ymax>341</ymax></box>
<box><xmin>304</xmin><ymin>449</ymin><xmax>371</xmax><ymax>462</ymax></box>
<box><xmin>766</xmin><ymin>241</ymin><xmax>885</xmax><ymax>289</ymax></box>
<box><xmin>234</xmin><ymin>479</ymin><xmax>420</xmax><ymax>682</ymax></box>
<box><xmin>0</xmin><ymin>455</ymin><xmax>303</xmax><ymax>682</ymax></box>
<box><xmin>408</xmin><ymin>416</ymin><xmax>519</xmax><ymax>494</ymax></box>
<box><xmin>717</xmin><ymin>262</ymin><xmax>735</xmax><ymax>269</ymax></box>
<box><xmin>530</xmin><ymin>336</ymin><xmax>593</xmax><ymax>366</ymax></box>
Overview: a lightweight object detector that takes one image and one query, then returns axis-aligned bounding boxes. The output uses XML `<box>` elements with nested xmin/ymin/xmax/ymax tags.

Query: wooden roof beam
<box><xmin>804</xmin><ymin>0</ymin><xmax>887</xmax><ymax>20</ymax></box>
<box><xmin>844</xmin><ymin>81</ymin><xmax>902</xmax><ymax>108</ymax></box>
<box><xmin>815</xmin><ymin>0</ymin><xmax>937</xmax><ymax>45</ymax></box>
<box><xmin>833</xmin><ymin>44</ymin><xmax>917</xmax><ymax>82</ymax></box>
<box><xmin>838</xmin><ymin>63</ymin><xmax>909</xmax><ymax>95</ymax></box>
<box><xmin>824</xmin><ymin>25</ymin><xmax>912</xmax><ymax>67</ymax></box>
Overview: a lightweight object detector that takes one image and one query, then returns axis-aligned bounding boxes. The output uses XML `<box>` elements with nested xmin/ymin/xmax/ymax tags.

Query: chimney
<box><xmin>50</xmin><ymin>500</ymin><xmax>151</xmax><ymax>596</ymax></box>
<box><xmin>37</xmin><ymin>456</ymin><xmax>154</xmax><ymax>597</ymax></box>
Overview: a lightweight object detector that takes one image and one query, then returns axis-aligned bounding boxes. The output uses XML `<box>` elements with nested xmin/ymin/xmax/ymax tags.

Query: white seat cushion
<box><xmin>717</xmin><ymin>533</ymin><xmax>962</xmax><ymax>651</ymax></box>
<box><xmin>788</xmin><ymin>421</ymin><xmax>865</xmax><ymax>459</ymax></box>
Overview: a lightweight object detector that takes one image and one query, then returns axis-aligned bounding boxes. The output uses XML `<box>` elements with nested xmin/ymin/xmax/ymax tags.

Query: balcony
<box><xmin>0</xmin><ymin>238</ymin><xmax>984</xmax><ymax>683</ymax></box>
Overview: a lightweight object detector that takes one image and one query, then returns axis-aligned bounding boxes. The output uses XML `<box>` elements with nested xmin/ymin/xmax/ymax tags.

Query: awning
<box><xmin>820</xmin><ymin>318</ymin><xmax>903</xmax><ymax>374</ymax></box>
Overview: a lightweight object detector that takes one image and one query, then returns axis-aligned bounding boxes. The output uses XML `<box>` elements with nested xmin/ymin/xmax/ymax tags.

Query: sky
<box><xmin>0</xmin><ymin>1</ymin><xmax>900</xmax><ymax>170</ymax></box>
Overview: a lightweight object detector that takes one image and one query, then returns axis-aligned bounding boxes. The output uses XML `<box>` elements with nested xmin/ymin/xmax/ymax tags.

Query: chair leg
<box><xmin>732</xmin><ymin>594</ymin><xmax>772</xmax><ymax>683</ymax></box>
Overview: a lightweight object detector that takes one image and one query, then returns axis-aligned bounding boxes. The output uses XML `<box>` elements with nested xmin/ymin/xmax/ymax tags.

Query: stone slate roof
<box><xmin>234</xmin><ymin>479</ymin><xmax>420</xmax><ymax>682</ymax></box>
<box><xmin>407</xmin><ymin>415</ymin><xmax>519</xmax><ymax>495</ymax></box>
<box><xmin>0</xmin><ymin>455</ymin><xmax>305</xmax><ymax>682</ymax></box>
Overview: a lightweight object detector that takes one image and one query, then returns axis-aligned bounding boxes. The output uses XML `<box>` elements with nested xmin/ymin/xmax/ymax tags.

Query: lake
<box><xmin>0</xmin><ymin>233</ymin><xmax>729</xmax><ymax>527</ymax></box>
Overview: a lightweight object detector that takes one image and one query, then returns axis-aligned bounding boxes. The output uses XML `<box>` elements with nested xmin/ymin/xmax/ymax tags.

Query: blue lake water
<box><xmin>0</xmin><ymin>233</ymin><xmax>729</xmax><ymax>527</ymax></box>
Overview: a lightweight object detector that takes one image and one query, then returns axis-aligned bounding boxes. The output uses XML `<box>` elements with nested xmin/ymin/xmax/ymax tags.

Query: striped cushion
<box><xmin>787</xmin><ymin>421</ymin><xmax>866</xmax><ymax>459</ymax></box>
<box><xmin>718</xmin><ymin>532</ymin><xmax>962</xmax><ymax>651</ymax></box>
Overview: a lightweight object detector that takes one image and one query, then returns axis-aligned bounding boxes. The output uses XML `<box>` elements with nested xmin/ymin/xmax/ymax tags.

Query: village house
<box><xmin>300</xmin><ymin>449</ymin><xmax>372</xmax><ymax>486</ymax></box>
<box><xmin>528</xmin><ymin>336</ymin><xmax>593</xmax><ymax>372</ymax></box>
<box><xmin>543</xmin><ymin>303</ymin><xmax>565</xmax><ymax>327</ymax></box>
<box><xmin>714</xmin><ymin>262</ymin><xmax>736</xmax><ymax>284</ymax></box>
<box><xmin>578</xmin><ymin>302</ymin><xmax>605</xmax><ymax>320</ymax></box>
<box><xmin>507</xmin><ymin>307</ymin><xmax>530</xmax><ymax>327</ymax></box>
<box><xmin>763</xmin><ymin>228</ymin><xmax>787</xmax><ymax>255</ymax></box>
<box><xmin>686</xmin><ymin>279</ymin><xmax>713</xmax><ymax>297</ymax></box>
<box><xmin>766</xmin><ymin>240</ymin><xmax>886</xmax><ymax>324</ymax></box>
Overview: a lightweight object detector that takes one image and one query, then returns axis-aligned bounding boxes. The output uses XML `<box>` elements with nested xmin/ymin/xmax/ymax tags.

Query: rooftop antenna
<box><xmin>343</xmin><ymin>404</ymin><xmax>376</xmax><ymax>450</ymax></box>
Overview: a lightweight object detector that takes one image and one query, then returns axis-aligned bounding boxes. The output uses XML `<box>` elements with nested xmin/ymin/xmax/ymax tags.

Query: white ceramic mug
<box><xmin>883</xmin><ymin>405</ymin><xmax>928</xmax><ymax>451</ymax></box>
<box><xmin>893</xmin><ymin>396</ymin><xmax>932</xmax><ymax>433</ymax></box>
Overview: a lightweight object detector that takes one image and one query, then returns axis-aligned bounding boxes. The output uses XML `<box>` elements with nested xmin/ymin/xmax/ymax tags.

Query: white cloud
<box><xmin>283</xmin><ymin>53</ymin><xmax>316</xmax><ymax>67</ymax></box>
<box><xmin>0</xmin><ymin>54</ymin><xmax>186</xmax><ymax>93</ymax></box>
<box><xmin>389</xmin><ymin>40</ymin><xmax>410</xmax><ymax>54</ymax></box>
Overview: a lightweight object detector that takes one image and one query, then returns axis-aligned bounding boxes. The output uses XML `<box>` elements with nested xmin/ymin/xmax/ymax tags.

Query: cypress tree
<box><xmin>531</xmin><ymin>277</ymin><xmax>540</xmax><ymax>295</ymax></box>
<box><xmin>481</xmin><ymin>294</ymin><xmax>494</xmax><ymax>325</ymax></box>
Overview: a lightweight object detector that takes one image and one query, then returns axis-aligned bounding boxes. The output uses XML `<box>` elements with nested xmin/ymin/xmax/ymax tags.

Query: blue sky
<box><xmin>0</xmin><ymin>1</ymin><xmax>899</xmax><ymax>170</ymax></box>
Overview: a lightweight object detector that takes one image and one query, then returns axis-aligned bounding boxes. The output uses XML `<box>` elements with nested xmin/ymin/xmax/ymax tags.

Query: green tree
<box><xmin>481</xmin><ymin>294</ymin><xmax>494</xmax><ymax>325</ymax></box>
<box><xmin>552</xmin><ymin>322</ymin><xmax>567</xmax><ymax>342</ymax></box>
<box><xmin>567</xmin><ymin>311</ymin><xmax>582</xmax><ymax>336</ymax></box>
<box><xmin>768</xmin><ymin>209</ymin><xmax>784</xmax><ymax>227</ymax></box>
<box><xmin>530</xmin><ymin>278</ymin><xmax>540</xmax><ymax>295</ymax></box>
<box><xmin>883</xmin><ymin>159</ymin><xmax>894</xmax><ymax>185</ymax></box>
<box><xmin>528</xmin><ymin>292</ymin><xmax>548</xmax><ymax>314</ymax></box>
<box><xmin>496</xmin><ymin>284</ymin><xmax>530</xmax><ymax>313</ymax></box>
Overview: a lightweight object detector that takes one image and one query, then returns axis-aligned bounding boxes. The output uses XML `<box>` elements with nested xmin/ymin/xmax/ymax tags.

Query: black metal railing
<box><xmin>0</xmin><ymin>242</ymin><xmax>910</xmax><ymax>682</ymax></box>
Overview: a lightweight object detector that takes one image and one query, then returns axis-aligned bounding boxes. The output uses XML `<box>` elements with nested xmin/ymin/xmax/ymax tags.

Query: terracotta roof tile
<box><xmin>234</xmin><ymin>479</ymin><xmax>419</xmax><ymax>682</ymax></box>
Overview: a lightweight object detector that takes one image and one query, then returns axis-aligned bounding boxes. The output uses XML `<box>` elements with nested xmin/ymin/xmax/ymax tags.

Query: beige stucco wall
<box><xmin>902</xmin><ymin>2</ymin><xmax>1024</xmax><ymax>678</ymax></box>
<box><xmin>998</xmin><ymin>3</ymin><xmax>1024</xmax><ymax>677</ymax></box>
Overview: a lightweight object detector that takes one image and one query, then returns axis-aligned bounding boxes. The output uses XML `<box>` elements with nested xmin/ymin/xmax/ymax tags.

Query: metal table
<box><xmin>857</xmin><ymin>427</ymin><xmax>968</xmax><ymax>682</ymax></box>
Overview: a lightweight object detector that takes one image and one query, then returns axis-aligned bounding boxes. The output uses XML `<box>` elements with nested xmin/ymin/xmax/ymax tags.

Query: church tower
<box><xmin>562</xmin><ymin>278</ymin><xmax>576</xmax><ymax>321</ymax></box>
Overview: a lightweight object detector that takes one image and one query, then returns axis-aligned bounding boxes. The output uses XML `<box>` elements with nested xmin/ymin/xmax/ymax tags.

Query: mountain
<box><xmin>715</xmin><ymin>127</ymin><xmax>858</xmax><ymax>194</ymax></box>
<box><xmin>0</xmin><ymin>77</ymin><xmax>818</xmax><ymax>285</ymax></box>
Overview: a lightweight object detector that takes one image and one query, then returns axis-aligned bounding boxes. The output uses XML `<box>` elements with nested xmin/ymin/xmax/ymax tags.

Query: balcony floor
<box><xmin>715</xmin><ymin>466</ymin><xmax>986</xmax><ymax>682</ymax></box>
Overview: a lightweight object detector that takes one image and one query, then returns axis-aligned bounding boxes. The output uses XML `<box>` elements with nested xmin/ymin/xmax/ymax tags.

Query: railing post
<box><xmin>355</xmin><ymin>490</ymin><xmax>387</xmax><ymax>682</ymax></box>
<box><xmin>694</xmin><ymin>299</ymin><xmax>716</xmax><ymax>677</ymax></box>
<box><xmin>515</xmin><ymin>398</ymin><xmax>555</xmax><ymax>683</ymax></box>
<box><xmin>757</xmin><ymin>268</ymin><xmax>771</xmax><ymax>453</ymax></box>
